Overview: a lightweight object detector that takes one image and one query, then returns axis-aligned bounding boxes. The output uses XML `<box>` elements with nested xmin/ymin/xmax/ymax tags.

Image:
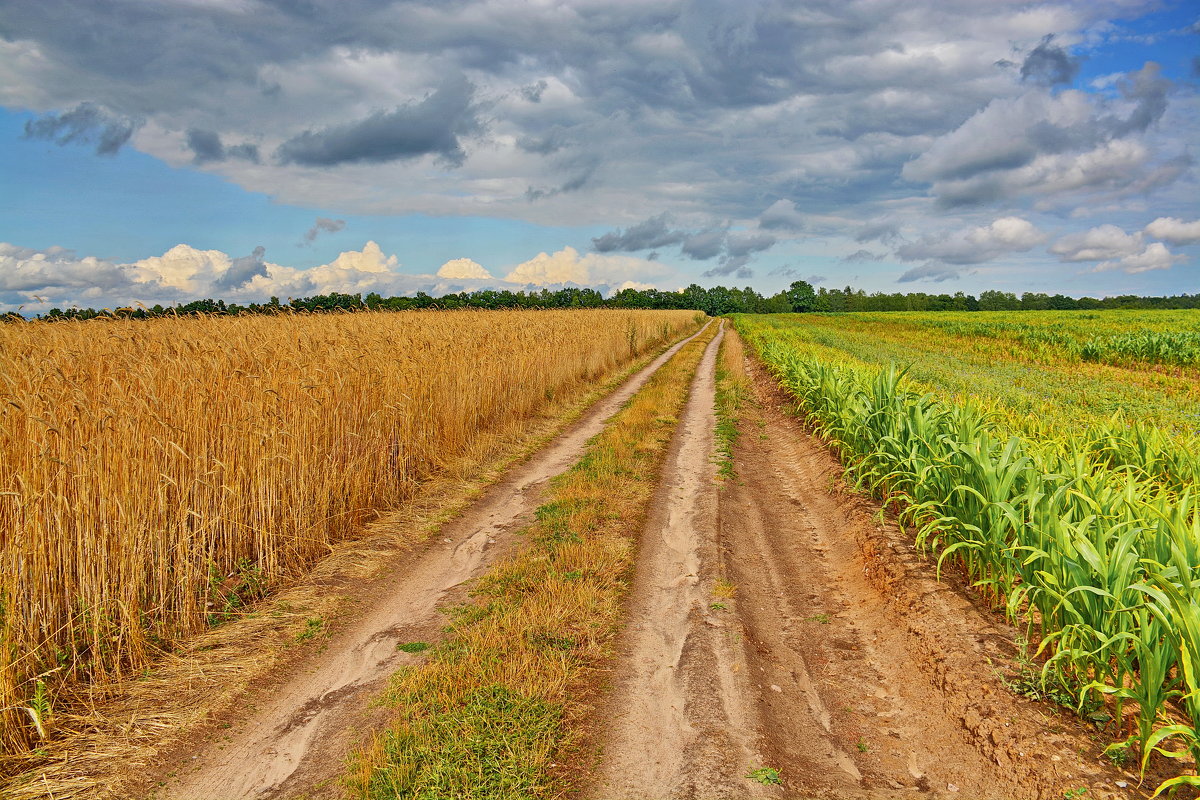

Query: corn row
<box><xmin>737</xmin><ymin>320</ymin><xmax>1200</xmax><ymax>792</ymax></box>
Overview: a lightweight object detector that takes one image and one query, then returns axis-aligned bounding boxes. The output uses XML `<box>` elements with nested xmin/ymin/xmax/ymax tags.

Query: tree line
<box><xmin>11</xmin><ymin>281</ymin><xmax>1200</xmax><ymax>322</ymax></box>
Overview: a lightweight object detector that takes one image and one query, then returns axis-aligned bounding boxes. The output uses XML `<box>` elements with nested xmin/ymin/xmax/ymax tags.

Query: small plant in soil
<box><xmin>396</xmin><ymin>641</ymin><xmax>430</xmax><ymax>653</ymax></box>
<box><xmin>746</xmin><ymin>766</ymin><xmax>783</xmax><ymax>785</ymax></box>
<box><xmin>713</xmin><ymin>579</ymin><xmax>737</xmax><ymax>599</ymax></box>
<box><xmin>295</xmin><ymin>616</ymin><xmax>325</xmax><ymax>642</ymax></box>
<box><xmin>856</xmin><ymin>738</ymin><xmax>869</xmax><ymax>752</ymax></box>
<box><xmin>805</xmin><ymin>613</ymin><xmax>831</xmax><ymax>624</ymax></box>
<box><xmin>710</xmin><ymin>602</ymin><xmax>728</xmax><ymax>611</ymax></box>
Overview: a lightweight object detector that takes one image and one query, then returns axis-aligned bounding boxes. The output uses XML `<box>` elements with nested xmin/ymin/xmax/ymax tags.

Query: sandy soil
<box><xmin>154</xmin><ymin>322</ymin><xmax>711</xmax><ymax>800</ymax></box>
<box><xmin>584</xmin><ymin>339</ymin><xmax>1139</xmax><ymax>800</ymax></box>
<box><xmin>585</xmin><ymin>324</ymin><xmax>775</xmax><ymax>800</ymax></box>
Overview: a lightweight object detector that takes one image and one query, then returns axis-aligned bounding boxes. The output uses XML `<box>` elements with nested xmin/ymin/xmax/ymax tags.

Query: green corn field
<box><xmin>733</xmin><ymin>310</ymin><xmax>1200</xmax><ymax>796</ymax></box>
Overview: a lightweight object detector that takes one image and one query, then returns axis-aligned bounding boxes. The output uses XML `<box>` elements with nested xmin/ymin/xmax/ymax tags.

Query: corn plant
<box><xmin>736</xmin><ymin>313</ymin><xmax>1200</xmax><ymax>794</ymax></box>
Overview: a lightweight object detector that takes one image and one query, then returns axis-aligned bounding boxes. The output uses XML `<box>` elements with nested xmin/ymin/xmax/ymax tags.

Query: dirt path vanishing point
<box><xmin>585</xmin><ymin>337</ymin><xmax>1137</xmax><ymax>800</ymax></box>
<box><xmin>155</xmin><ymin>322</ymin><xmax>712</xmax><ymax>800</ymax></box>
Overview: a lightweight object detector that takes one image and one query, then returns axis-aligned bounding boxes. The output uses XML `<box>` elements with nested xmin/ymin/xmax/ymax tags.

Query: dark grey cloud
<box><xmin>214</xmin><ymin>246</ymin><xmax>268</xmax><ymax>290</ymax></box>
<box><xmin>303</xmin><ymin>217</ymin><xmax>347</xmax><ymax>244</ymax></box>
<box><xmin>841</xmin><ymin>249</ymin><xmax>886</xmax><ymax>263</ymax></box>
<box><xmin>187</xmin><ymin>129</ymin><xmax>224</xmax><ymax>163</ymax></box>
<box><xmin>23</xmin><ymin>103</ymin><xmax>138</xmax><ymax>155</ymax></box>
<box><xmin>725</xmin><ymin>231</ymin><xmax>776</xmax><ymax>258</ymax></box>
<box><xmin>681</xmin><ymin>228</ymin><xmax>728</xmax><ymax>261</ymax></box>
<box><xmin>593</xmin><ymin>214</ymin><xmax>779</xmax><ymax>272</ymax></box>
<box><xmin>592</xmin><ymin>214</ymin><xmax>686</xmax><ymax>252</ymax></box>
<box><xmin>855</xmin><ymin>221</ymin><xmax>900</xmax><ymax>244</ymax></box>
<box><xmin>1110</xmin><ymin>62</ymin><xmax>1170</xmax><ymax>138</ymax></box>
<box><xmin>701</xmin><ymin>254</ymin><xmax>754</xmax><ymax>279</ymax></box>
<box><xmin>758</xmin><ymin>199</ymin><xmax>806</xmax><ymax>231</ymax></box>
<box><xmin>520</xmin><ymin>80</ymin><xmax>549</xmax><ymax>103</ymax></box>
<box><xmin>525</xmin><ymin>162</ymin><xmax>597</xmax><ymax>201</ymax></box>
<box><xmin>517</xmin><ymin>127</ymin><xmax>569</xmax><ymax>155</ymax></box>
<box><xmin>276</xmin><ymin>77</ymin><xmax>479</xmax><ymax>167</ymax></box>
<box><xmin>897</xmin><ymin>263</ymin><xmax>964</xmax><ymax>283</ymax></box>
<box><xmin>1020</xmin><ymin>35</ymin><xmax>1080</xmax><ymax>86</ymax></box>
<box><xmin>769</xmin><ymin>266</ymin><xmax>828</xmax><ymax>284</ymax></box>
<box><xmin>187</xmin><ymin>128</ymin><xmax>259</xmax><ymax>164</ymax></box>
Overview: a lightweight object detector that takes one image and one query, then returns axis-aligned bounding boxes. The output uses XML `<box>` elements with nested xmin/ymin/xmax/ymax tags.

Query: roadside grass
<box><xmin>714</xmin><ymin>322</ymin><xmax>749</xmax><ymax>481</ymax></box>
<box><xmin>345</xmin><ymin>323</ymin><xmax>719</xmax><ymax>799</ymax></box>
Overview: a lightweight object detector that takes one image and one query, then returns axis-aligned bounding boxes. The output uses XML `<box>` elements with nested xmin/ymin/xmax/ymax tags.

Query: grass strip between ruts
<box><xmin>714</xmin><ymin>320</ymin><xmax>749</xmax><ymax>482</ymax></box>
<box><xmin>346</xmin><ymin>321</ymin><xmax>720</xmax><ymax>800</ymax></box>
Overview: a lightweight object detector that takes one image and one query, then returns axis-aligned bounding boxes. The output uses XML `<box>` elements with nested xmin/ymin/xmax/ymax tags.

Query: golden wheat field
<box><xmin>0</xmin><ymin>308</ymin><xmax>700</xmax><ymax>752</ymax></box>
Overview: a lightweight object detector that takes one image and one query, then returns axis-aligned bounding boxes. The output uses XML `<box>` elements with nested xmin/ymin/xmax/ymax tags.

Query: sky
<box><xmin>1</xmin><ymin>0</ymin><xmax>1198</xmax><ymax>312</ymax></box>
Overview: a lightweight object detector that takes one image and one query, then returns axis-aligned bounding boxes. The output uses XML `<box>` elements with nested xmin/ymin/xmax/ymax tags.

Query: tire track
<box><xmin>584</xmin><ymin>330</ymin><xmax>1135</xmax><ymax>800</ymax></box>
<box><xmin>586</xmin><ymin>322</ymin><xmax>775</xmax><ymax>800</ymax></box>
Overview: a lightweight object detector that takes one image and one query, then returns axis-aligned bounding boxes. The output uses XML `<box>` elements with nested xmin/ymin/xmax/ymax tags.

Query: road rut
<box><xmin>585</xmin><ymin>331</ymin><xmax>1135</xmax><ymax>800</ymax></box>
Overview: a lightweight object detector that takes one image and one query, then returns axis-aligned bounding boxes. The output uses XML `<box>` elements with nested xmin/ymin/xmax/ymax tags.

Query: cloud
<box><xmin>842</xmin><ymin>249</ymin><xmax>886</xmax><ymax>263</ymax></box>
<box><xmin>303</xmin><ymin>217</ymin><xmax>346</xmax><ymax>244</ymax></box>
<box><xmin>1049</xmin><ymin>224</ymin><xmax>1143</xmax><ymax>261</ymax></box>
<box><xmin>503</xmin><ymin>246</ymin><xmax>673</xmax><ymax>288</ymax></box>
<box><xmin>767</xmin><ymin>265</ymin><xmax>826</xmax><ymax>283</ymax></box>
<box><xmin>591</xmin><ymin>216</ymin><xmax>777</xmax><ymax>276</ymax></box>
<box><xmin>896</xmin><ymin>217</ymin><xmax>1047</xmax><ymax>264</ymax></box>
<box><xmin>525</xmin><ymin>161</ymin><xmax>598</xmax><ymax>201</ymax></box>
<box><xmin>186</xmin><ymin>128</ymin><xmax>259</xmax><ymax>164</ymax></box>
<box><xmin>855</xmin><ymin>220</ymin><xmax>901</xmax><ymax>244</ymax></box>
<box><xmin>1093</xmin><ymin>242</ymin><xmax>1184</xmax><ymax>274</ymax></box>
<box><xmin>1020</xmin><ymin>35</ymin><xmax>1080</xmax><ymax>86</ymax></box>
<box><xmin>214</xmin><ymin>246</ymin><xmax>269</xmax><ymax>291</ymax></box>
<box><xmin>275</xmin><ymin>77</ymin><xmax>478</xmax><ymax>167</ymax></box>
<box><xmin>436</xmin><ymin>257</ymin><xmax>492</xmax><ymax>279</ymax></box>
<box><xmin>758</xmin><ymin>199</ymin><xmax>806</xmax><ymax>231</ymax></box>
<box><xmin>701</xmin><ymin>254</ymin><xmax>753</xmax><ymax>279</ymax></box>
<box><xmin>680</xmin><ymin>228</ymin><xmax>728</xmax><ymax>261</ymax></box>
<box><xmin>130</xmin><ymin>244</ymin><xmax>234</xmax><ymax>293</ymax></box>
<box><xmin>897</xmin><ymin>263</ymin><xmax>965</xmax><ymax>283</ymax></box>
<box><xmin>903</xmin><ymin>63</ymin><xmax>1174</xmax><ymax>207</ymax></box>
<box><xmin>1</xmin><ymin>239</ymin><xmax>688</xmax><ymax>313</ymax></box>
<box><xmin>1050</xmin><ymin>223</ymin><xmax>1187</xmax><ymax>274</ymax></box>
<box><xmin>23</xmin><ymin>103</ymin><xmax>138</xmax><ymax>155</ymax></box>
<box><xmin>1144</xmin><ymin>217</ymin><xmax>1200</xmax><ymax>245</ymax></box>
<box><xmin>2</xmin><ymin>0</ymin><xmax>1195</xmax><ymax>288</ymax></box>
<box><xmin>725</xmin><ymin>231</ymin><xmax>776</xmax><ymax>258</ymax></box>
<box><xmin>592</xmin><ymin>214</ymin><xmax>686</xmax><ymax>253</ymax></box>
<box><xmin>0</xmin><ymin>243</ymin><xmax>131</xmax><ymax>294</ymax></box>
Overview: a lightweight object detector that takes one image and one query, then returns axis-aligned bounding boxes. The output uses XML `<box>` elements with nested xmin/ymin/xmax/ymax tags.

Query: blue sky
<box><xmin>1</xmin><ymin>0</ymin><xmax>1197</xmax><ymax>311</ymax></box>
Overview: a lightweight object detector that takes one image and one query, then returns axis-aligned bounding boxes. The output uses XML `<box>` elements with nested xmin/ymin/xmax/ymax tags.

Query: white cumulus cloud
<box><xmin>896</xmin><ymin>217</ymin><xmax>1047</xmax><ymax>265</ymax></box>
<box><xmin>436</xmin><ymin>257</ymin><xmax>492</xmax><ymax>279</ymax></box>
<box><xmin>1049</xmin><ymin>224</ymin><xmax>1144</xmax><ymax>262</ymax></box>
<box><xmin>1050</xmin><ymin>224</ymin><xmax>1187</xmax><ymax>274</ymax></box>
<box><xmin>1094</xmin><ymin>242</ymin><xmax>1185</xmax><ymax>274</ymax></box>
<box><xmin>131</xmin><ymin>244</ymin><xmax>233</xmax><ymax>292</ymax></box>
<box><xmin>503</xmin><ymin>246</ymin><xmax>673</xmax><ymax>288</ymax></box>
<box><xmin>1144</xmin><ymin>217</ymin><xmax>1200</xmax><ymax>246</ymax></box>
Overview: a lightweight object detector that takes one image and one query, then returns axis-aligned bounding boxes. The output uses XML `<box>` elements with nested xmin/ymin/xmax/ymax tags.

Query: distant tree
<box><xmin>978</xmin><ymin>290</ymin><xmax>1020</xmax><ymax>311</ymax></box>
<box><xmin>785</xmin><ymin>280</ymin><xmax>817</xmax><ymax>312</ymax></box>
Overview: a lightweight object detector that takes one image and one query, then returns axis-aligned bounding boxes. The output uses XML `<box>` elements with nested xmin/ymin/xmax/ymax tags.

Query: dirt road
<box><xmin>585</xmin><ymin>336</ymin><xmax>1136</xmax><ymax>800</ymax></box>
<box><xmin>157</xmin><ymin>322</ymin><xmax>711</xmax><ymax>800</ymax></box>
